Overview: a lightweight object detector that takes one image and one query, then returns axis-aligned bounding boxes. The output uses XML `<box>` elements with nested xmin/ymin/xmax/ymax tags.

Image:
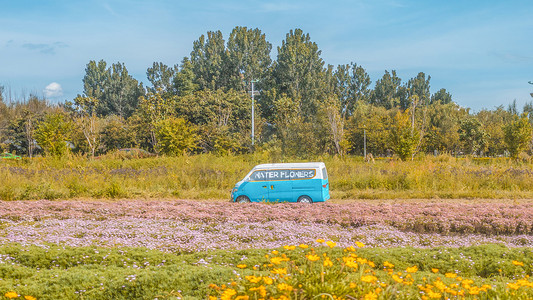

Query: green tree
<box><xmin>371</xmin><ymin>70</ymin><xmax>402</xmax><ymax>109</ymax></box>
<box><xmin>146</xmin><ymin>62</ymin><xmax>178</xmax><ymax>95</ymax></box>
<box><xmin>423</xmin><ymin>102</ymin><xmax>466</xmax><ymax>154</ymax></box>
<box><xmin>407</xmin><ymin>72</ymin><xmax>431</xmax><ymax>107</ymax></box>
<box><xmin>503</xmin><ymin>113</ymin><xmax>533</xmax><ymax>159</ymax></box>
<box><xmin>476</xmin><ymin>107</ymin><xmax>512</xmax><ymax>156</ymax></box>
<box><xmin>190</xmin><ymin>31</ymin><xmax>226</xmax><ymax>91</ymax></box>
<box><xmin>100</xmin><ymin>116</ymin><xmax>137</xmax><ymax>152</ymax></box>
<box><xmin>333</xmin><ymin>63</ymin><xmax>371</xmax><ymax>119</ymax></box>
<box><xmin>100</xmin><ymin>62</ymin><xmax>144</xmax><ymax>118</ymax></box>
<box><xmin>175</xmin><ymin>89</ymin><xmax>252</xmax><ymax>153</ymax></box>
<box><xmin>174</xmin><ymin>57</ymin><xmax>198</xmax><ymax>96</ymax></box>
<box><xmin>390</xmin><ymin>109</ymin><xmax>419</xmax><ymax>160</ymax></box>
<box><xmin>458</xmin><ymin>117</ymin><xmax>488</xmax><ymax>155</ymax></box>
<box><xmin>155</xmin><ymin>117</ymin><xmax>198</xmax><ymax>156</ymax></box>
<box><xmin>226</xmin><ymin>26</ymin><xmax>272</xmax><ymax>91</ymax></box>
<box><xmin>83</xmin><ymin>60</ymin><xmax>144</xmax><ymax>118</ymax></box>
<box><xmin>70</xmin><ymin>95</ymin><xmax>102</xmax><ymax>157</ymax></box>
<box><xmin>35</xmin><ymin>113</ymin><xmax>71</xmax><ymax>157</ymax></box>
<box><xmin>83</xmin><ymin>60</ymin><xmax>109</xmax><ymax>101</ymax></box>
<box><xmin>430</xmin><ymin>88</ymin><xmax>453</xmax><ymax>104</ymax></box>
<box><xmin>137</xmin><ymin>90</ymin><xmax>177</xmax><ymax>152</ymax></box>
<box><xmin>271</xmin><ymin>29</ymin><xmax>326</xmax><ymax>119</ymax></box>
<box><xmin>322</xmin><ymin>94</ymin><xmax>346</xmax><ymax>155</ymax></box>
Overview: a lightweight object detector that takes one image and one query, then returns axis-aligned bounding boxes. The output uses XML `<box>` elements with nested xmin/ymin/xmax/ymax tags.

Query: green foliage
<box><xmin>35</xmin><ymin>113</ymin><xmax>71</xmax><ymax>157</ymax></box>
<box><xmin>100</xmin><ymin>116</ymin><xmax>137</xmax><ymax>152</ymax></box>
<box><xmin>504</xmin><ymin>113</ymin><xmax>533</xmax><ymax>159</ymax></box>
<box><xmin>83</xmin><ymin>60</ymin><xmax>144</xmax><ymax>118</ymax></box>
<box><xmin>458</xmin><ymin>117</ymin><xmax>488</xmax><ymax>155</ymax></box>
<box><xmin>272</xmin><ymin>28</ymin><xmax>327</xmax><ymax>118</ymax></box>
<box><xmin>431</xmin><ymin>88</ymin><xmax>453</xmax><ymax>104</ymax></box>
<box><xmin>371</xmin><ymin>70</ymin><xmax>403</xmax><ymax>109</ymax></box>
<box><xmin>190</xmin><ymin>30</ymin><xmax>227</xmax><ymax>91</ymax></box>
<box><xmin>226</xmin><ymin>26</ymin><xmax>272</xmax><ymax>90</ymax></box>
<box><xmin>146</xmin><ymin>62</ymin><xmax>178</xmax><ymax>95</ymax></box>
<box><xmin>2</xmin><ymin>27</ymin><xmax>532</xmax><ymax>159</ymax></box>
<box><xmin>390</xmin><ymin>110</ymin><xmax>420</xmax><ymax>161</ymax></box>
<box><xmin>155</xmin><ymin>117</ymin><xmax>198</xmax><ymax>156</ymax></box>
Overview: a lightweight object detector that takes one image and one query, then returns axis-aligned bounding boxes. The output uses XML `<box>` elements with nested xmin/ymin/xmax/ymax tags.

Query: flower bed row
<box><xmin>1</xmin><ymin>200</ymin><xmax>533</xmax><ymax>235</ymax></box>
<box><xmin>1</xmin><ymin>217</ymin><xmax>532</xmax><ymax>252</ymax></box>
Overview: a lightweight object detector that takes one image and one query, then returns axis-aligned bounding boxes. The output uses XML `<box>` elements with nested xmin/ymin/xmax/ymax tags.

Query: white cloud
<box><xmin>43</xmin><ymin>82</ymin><xmax>63</xmax><ymax>98</ymax></box>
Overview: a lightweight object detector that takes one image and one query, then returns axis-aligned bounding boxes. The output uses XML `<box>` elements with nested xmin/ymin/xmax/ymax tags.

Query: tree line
<box><xmin>1</xmin><ymin>27</ymin><xmax>533</xmax><ymax>160</ymax></box>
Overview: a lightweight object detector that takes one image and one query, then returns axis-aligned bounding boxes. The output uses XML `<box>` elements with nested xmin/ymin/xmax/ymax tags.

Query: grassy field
<box><xmin>1</xmin><ymin>154</ymin><xmax>533</xmax><ymax>201</ymax></box>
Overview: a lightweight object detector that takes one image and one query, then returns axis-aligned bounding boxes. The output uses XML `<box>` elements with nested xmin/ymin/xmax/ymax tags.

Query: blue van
<box><xmin>231</xmin><ymin>162</ymin><xmax>330</xmax><ymax>203</ymax></box>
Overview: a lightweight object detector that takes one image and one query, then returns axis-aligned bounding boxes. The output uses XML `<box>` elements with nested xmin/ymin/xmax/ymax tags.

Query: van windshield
<box><xmin>322</xmin><ymin>167</ymin><xmax>328</xmax><ymax>180</ymax></box>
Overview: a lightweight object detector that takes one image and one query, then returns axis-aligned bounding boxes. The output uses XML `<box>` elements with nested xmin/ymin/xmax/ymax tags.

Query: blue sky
<box><xmin>1</xmin><ymin>0</ymin><xmax>532</xmax><ymax>111</ymax></box>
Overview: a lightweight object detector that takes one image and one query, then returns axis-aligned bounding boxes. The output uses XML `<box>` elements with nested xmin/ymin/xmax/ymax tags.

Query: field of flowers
<box><xmin>1</xmin><ymin>199</ymin><xmax>533</xmax><ymax>299</ymax></box>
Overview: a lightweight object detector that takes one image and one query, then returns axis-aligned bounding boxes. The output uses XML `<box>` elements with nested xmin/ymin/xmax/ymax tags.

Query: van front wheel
<box><xmin>297</xmin><ymin>195</ymin><xmax>313</xmax><ymax>203</ymax></box>
<box><xmin>236</xmin><ymin>196</ymin><xmax>251</xmax><ymax>203</ymax></box>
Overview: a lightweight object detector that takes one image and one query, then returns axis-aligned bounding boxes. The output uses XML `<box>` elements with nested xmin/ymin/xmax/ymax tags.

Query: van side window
<box><xmin>322</xmin><ymin>167</ymin><xmax>328</xmax><ymax>180</ymax></box>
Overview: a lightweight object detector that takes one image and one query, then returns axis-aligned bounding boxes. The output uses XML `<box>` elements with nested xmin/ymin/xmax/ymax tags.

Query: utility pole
<box><xmin>250</xmin><ymin>79</ymin><xmax>259</xmax><ymax>147</ymax></box>
<box><xmin>363</xmin><ymin>125</ymin><xmax>367</xmax><ymax>158</ymax></box>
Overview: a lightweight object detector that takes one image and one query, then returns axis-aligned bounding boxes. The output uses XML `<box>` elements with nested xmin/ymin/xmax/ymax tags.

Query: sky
<box><xmin>1</xmin><ymin>0</ymin><xmax>532</xmax><ymax>111</ymax></box>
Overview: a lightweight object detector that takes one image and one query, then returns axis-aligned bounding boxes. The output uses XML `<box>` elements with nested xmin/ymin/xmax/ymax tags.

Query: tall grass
<box><xmin>0</xmin><ymin>154</ymin><xmax>532</xmax><ymax>200</ymax></box>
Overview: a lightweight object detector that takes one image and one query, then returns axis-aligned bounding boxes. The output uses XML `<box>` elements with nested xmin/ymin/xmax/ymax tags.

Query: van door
<box><xmin>245</xmin><ymin>170</ymin><xmax>270</xmax><ymax>202</ymax></box>
<box><xmin>291</xmin><ymin>169</ymin><xmax>318</xmax><ymax>202</ymax></box>
<box><xmin>267</xmin><ymin>169</ymin><xmax>292</xmax><ymax>202</ymax></box>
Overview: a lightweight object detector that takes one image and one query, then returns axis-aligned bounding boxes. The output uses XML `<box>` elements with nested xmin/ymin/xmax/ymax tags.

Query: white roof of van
<box><xmin>253</xmin><ymin>162</ymin><xmax>325</xmax><ymax>170</ymax></box>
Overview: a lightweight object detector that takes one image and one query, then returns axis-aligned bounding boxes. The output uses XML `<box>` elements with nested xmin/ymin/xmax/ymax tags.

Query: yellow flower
<box><xmin>245</xmin><ymin>275</ymin><xmax>262</xmax><ymax>283</ymax></box>
<box><xmin>361</xmin><ymin>275</ymin><xmax>378</xmax><ymax>283</ymax></box>
<box><xmin>271</xmin><ymin>268</ymin><xmax>287</xmax><ymax>275</ymax></box>
<box><xmin>277</xmin><ymin>283</ymin><xmax>294</xmax><ymax>291</ymax></box>
<box><xmin>236</xmin><ymin>264</ymin><xmax>247</xmax><ymax>269</ymax></box>
<box><xmin>283</xmin><ymin>245</ymin><xmax>296</xmax><ymax>251</ymax></box>
<box><xmin>383</xmin><ymin>261</ymin><xmax>395</xmax><ymax>268</ymax></box>
<box><xmin>325</xmin><ymin>241</ymin><xmax>337</xmax><ymax>248</ymax></box>
<box><xmin>445</xmin><ymin>272</ymin><xmax>457</xmax><ymax>278</ymax></box>
<box><xmin>406</xmin><ymin>266</ymin><xmax>418</xmax><ymax>273</ymax></box>
<box><xmin>355</xmin><ymin>241</ymin><xmax>365</xmax><ymax>248</ymax></box>
<box><xmin>323</xmin><ymin>257</ymin><xmax>333</xmax><ymax>267</ymax></box>
<box><xmin>345</xmin><ymin>260</ymin><xmax>358</xmax><ymax>269</ymax></box>
<box><xmin>24</xmin><ymin>297</ymin><xmax>37</xmax><ymax>300</ymax></box>
<box><xmin>392</xmin><ymin>274</ymin><xmax>403</xmax><ymax>283</ymax></box>
<box><xmin>316</xmin><ymin>239</ymin><xmax>325</xmax><ymax>243</ymax></box>
<box><xmin>306</xmin><ymin>254</ymin><xmax>320</xmax><ymax>262</ymax></box>
<box><xmin>270</xmin><ymin>257</ymin><xmax>285</xmax><ymax>265</ymax></box>
<box><xmin>249</xmin><ymin>286</ymin><xmax>267</xmax><ymax>297</ymax></box>
<box><xmin>263</xmin><ymin>277</ymin><xmax>274</xmax><ymax>285</ymax></box>
<box><xmin>220</xmin><ymin>288</ymin><xmax>237</xmax><ymax>300</ymax></box>
<box><xmin>5</xmin><ymin>292</ymin><xmax>18</xmax><ymax>299</ymax></box>
<box><xmin>427</xmin><ymin>291</ymin><xmax>441</xmax><ymax>299</ymax></box>
<box><xmin>431</xmin><ymin>268</ymin><xmax>439</xmax><ymax>273</ymax></box>
<box><xmin>507</xmin><ymin>283</ymin><xmax>520</xmax><ymax>290</ymax></box>
<box><xmin>209</xmin><ymin>296</ymin><xmax>217</xmax><ymax>300</ymax></box>
<box><xmin>363</xmin><ymin>292</ymin><xmax>377</xmax><ymax>300</ymax></box>
<box><xmin>298</xmin><ymin>244</ymin><xmax>309</xmax><ymax>249</ymax></box>
<box><xmin>512</xmin><ymin>260</ymin><xmax>525</xmax><ymax>266</ymax></box>
<box><xmin>345</xmin><ymin>246</ymin><xmax>356</xmax><ymax>252</ymax></box>
<box><xmin>272</xmin><ymin>250</ymin><xmax>279</xmax><ymax>255</ymax></box>
<box><xmin>235</xmin><ymin>296</ymin><xmax>249</xmax><ymax>300</ymax></box>
<box><xmin>349</xmin><ymin>282</ymin><xmax>357</xmax><ymax>289</ymax></box>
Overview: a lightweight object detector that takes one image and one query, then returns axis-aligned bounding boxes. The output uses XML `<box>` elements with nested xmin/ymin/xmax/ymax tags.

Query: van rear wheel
<box><xmin>236</xmin><ymin>196</ymin><xmax>251</xmax><ymax>203</ymax></box>
<box><xmin>297</xmin><ymin>195</ymin><xmax>313</xmax><ymax>203</ymax></box>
